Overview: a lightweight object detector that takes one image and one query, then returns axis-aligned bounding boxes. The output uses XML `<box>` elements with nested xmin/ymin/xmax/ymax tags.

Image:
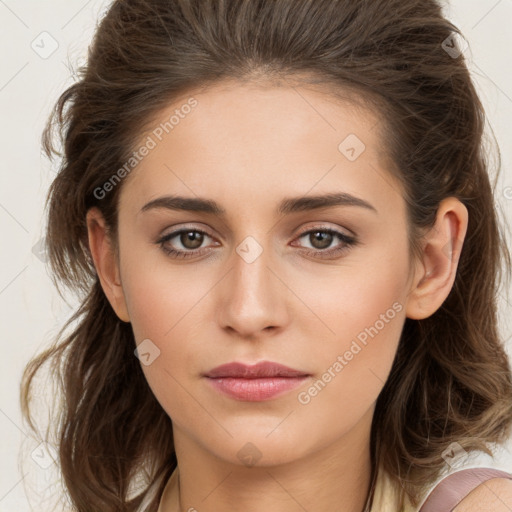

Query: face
<box><xmin>100</xmin><ymin>79</ymin><xmax>418</xmax><ymax>467</ymax></box>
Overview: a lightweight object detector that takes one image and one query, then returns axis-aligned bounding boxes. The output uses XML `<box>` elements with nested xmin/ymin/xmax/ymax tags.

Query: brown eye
<box><xmin>157</xmin><ymin>228</ymin><xmax>215</xmax><ymax>258</ymax></box>
<box><xmin>293</xmin><ymin>227</ymin><xmax>357</xmax><ymax>259</ymax></box>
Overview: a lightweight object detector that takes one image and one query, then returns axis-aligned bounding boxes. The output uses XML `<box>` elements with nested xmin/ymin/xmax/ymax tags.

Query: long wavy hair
<box><xmin>21</xmin><ymin>0</ymin><xmax>512</xmax><ymax>510</ymax></box>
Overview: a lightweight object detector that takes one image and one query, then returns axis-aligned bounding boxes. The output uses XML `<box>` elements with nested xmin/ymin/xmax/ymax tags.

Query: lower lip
<box><xmin>206</xmin><ymin>376</ymin><xmax>310</xmax><ymax>401</ymax></box>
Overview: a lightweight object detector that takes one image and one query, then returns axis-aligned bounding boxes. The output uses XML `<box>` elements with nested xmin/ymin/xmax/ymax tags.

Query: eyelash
<box><xmin>156</xmin><ymin>226</ymin><xmax>358</xmax><ymax>260</ymax></box>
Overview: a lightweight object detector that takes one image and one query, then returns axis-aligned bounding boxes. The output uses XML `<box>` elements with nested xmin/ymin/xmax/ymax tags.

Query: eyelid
<box><xmin>294</xmin><ymin>223</ymin><xmax>355</xmax><ymax>239</ymax></box>
<box><xmin>157</xmin><ymin>223</ymin><xmax>216</xmax><ymax>240</ymax></box>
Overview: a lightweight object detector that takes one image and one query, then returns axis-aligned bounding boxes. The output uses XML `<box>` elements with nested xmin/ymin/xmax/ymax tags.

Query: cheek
<box><xmin>118</xmin><ymin>249</ymin><xmax>218</xmax><ymax>415</ymax></box>
<box><xmin>295</xmin><ymin>248</ymin><xmax>409</xmax><ymax>417</ymax></box>
<box><xmin>120</xmin><ymin>241</ymin><xmax>208</xmax><ymax>343</ymax></box>
<box><xmin>291</xmin><ymin>302</ymin><xmax>405</xmax><ymax>453</ymax></box>
<box><xmin>301</xmin><ymin>239</ymin><xmax>408</xmax><ymax>353</ymax></box>
<box><xmin>122</xmin><ymin>269</ymin><xmax>205</xmax><ymax>428</ymax></box>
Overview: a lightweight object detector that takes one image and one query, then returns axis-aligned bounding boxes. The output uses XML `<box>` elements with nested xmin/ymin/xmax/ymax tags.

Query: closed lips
<box><xmin>204</xmin><ymin>361</ymin><xmax>310</xmax><ymax>379</ymax></box>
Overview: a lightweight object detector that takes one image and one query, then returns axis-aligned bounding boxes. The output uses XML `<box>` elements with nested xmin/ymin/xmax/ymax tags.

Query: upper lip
<box><xmin>204</xmin><ymin>361</ymin><xmax>310</xmax><ymax>379</ymax></box>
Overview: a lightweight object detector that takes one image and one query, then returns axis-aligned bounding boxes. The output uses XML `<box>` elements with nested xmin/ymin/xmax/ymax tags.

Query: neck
<box><xmin>161</xmin><ymin>408</ymin><xmax>374</xmax><ymax>512</ymax></box>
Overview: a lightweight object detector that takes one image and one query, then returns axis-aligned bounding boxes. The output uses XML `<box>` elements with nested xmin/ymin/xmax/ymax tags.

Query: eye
<box><xmin>292</xmin><ymin>227</ymin><xmax>357</xmax><ymax>258</ymax></box>
<box><xmin>156</xmin><ymin>228</ymin><xmax>216</xmax><ymax>259</ymax></box>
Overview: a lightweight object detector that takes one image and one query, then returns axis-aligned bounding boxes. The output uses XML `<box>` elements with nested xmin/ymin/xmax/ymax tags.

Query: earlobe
<box><xmin>405</xmin><ymin>197</ymin><xmax>468</xmax><ymax>320</ymax></box>
<box><xmin>86</xmin><ymin>207</ymin><xmax>130</xmax><ymax>323</ymax></box>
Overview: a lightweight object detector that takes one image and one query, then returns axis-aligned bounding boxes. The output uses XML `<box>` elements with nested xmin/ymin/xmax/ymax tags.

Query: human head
<box><xmin>21</xmin><ymin>1</ymin><xmax>512</xmax><ymax>510</ymax></box>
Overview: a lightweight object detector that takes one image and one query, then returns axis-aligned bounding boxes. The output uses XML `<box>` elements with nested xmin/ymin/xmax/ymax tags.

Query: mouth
<box><xmin>203</xmin><ymin>361</ymin><xmax>312</xmax><ymax>401</ymax></box>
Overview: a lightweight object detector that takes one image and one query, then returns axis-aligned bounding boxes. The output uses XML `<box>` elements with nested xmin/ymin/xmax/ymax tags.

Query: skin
<box><xmin>86</xmin><ymin>79</ymin><xmax>475</xmax><ymax>512</ymax></box>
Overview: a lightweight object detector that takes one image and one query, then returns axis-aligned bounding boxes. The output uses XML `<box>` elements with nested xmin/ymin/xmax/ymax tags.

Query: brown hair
<box><xmin>21</xmin><ymin>0</ymin><xmax>512</xmax><ymax>510</ymax></box>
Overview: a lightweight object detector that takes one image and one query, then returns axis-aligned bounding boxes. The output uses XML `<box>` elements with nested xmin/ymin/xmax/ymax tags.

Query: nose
<box><xmin>216</xmin><ymin>239</ymin><xmax>290</xmax><ymax>339</ymax></box>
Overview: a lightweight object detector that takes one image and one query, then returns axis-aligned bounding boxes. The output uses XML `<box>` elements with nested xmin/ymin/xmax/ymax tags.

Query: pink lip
<box><xmin>203</xmin><ymin>361</ymin><xmax>311</xmax><ymax>401</ymax></box>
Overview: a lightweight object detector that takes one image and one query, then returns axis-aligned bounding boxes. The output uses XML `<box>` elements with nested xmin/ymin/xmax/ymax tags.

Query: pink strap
<box><xmin>420</xmin><ymin>468</ymin><xmax>512</xmax><ymax>512</ymax></box>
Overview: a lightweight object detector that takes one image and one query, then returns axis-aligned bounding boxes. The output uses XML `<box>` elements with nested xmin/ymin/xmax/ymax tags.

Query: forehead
<box><xmin>138</xmin><ymin>77</ymin><xmax>382</xmax><ymax>149</ymax></box>
<box><xmin>119</xmin><ymin>79</ymin><xmax>403</xmax><ymax>219</ymax></box>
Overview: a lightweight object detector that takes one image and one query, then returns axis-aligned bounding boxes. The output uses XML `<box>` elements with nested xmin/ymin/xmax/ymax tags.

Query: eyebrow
<box><xmin>140</xmin><ymin>192</ymin><xmax>378</xmax><ymax>216</ymax></box>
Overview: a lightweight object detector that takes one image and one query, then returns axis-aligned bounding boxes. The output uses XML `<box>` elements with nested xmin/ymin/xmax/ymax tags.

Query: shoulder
<box><xmin>453</xmin><ymin>478</ymin><xmax>512</xmax><ymax>512</ymax></box>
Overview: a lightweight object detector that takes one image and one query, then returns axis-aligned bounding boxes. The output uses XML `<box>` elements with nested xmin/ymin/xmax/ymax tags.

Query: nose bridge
<box><xmin>234</xmin><ymin>235</ymin><xmax>272</xmax><ymax>296</ymax></box>
<box><xmin>216</xmin><ymin>234</ymin><xmax>288</xmax><ymax>336</ymax></box>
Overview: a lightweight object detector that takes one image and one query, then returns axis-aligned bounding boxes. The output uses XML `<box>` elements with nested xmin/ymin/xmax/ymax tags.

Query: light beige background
<box><xmin>1</xmin><ymin>0</ymin><xmax>511</xmax><ymax>509</ymax></box>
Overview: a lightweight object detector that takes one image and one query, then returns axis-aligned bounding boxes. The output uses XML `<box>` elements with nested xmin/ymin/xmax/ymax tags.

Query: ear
<box><xmin>405</xmin><ymin>197</ymin><xmax>468</xmax><ymax>320</ymax></box>
<box><xmin>86</xmin><ymin>207</ymin><xmax>130</xmax><ymax>322</ymax></box>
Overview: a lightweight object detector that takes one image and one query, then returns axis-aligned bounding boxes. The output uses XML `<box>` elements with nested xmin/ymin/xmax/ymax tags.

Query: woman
<box><xmin>21</xmin><ymin>0</ymin><xmax>512</xmax><ymax>510</ymax></box>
